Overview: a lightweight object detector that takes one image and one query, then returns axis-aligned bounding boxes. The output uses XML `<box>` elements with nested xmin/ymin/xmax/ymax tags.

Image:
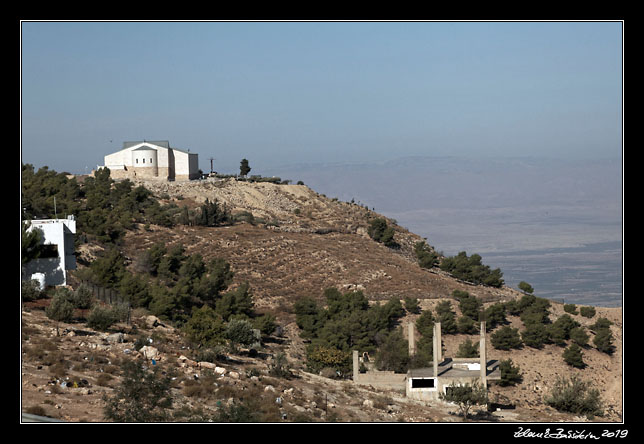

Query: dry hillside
<box><xmin>21</xmin><ymin>177</ymin><xmax>623</xmax><ymax>423</ymax></box>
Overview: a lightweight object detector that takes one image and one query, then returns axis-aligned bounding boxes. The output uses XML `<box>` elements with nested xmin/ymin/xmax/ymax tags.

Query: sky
<box><xmin>20</xmin><ymin>21</ymin><xmax>623</xmax><ymax>175</ymax></box>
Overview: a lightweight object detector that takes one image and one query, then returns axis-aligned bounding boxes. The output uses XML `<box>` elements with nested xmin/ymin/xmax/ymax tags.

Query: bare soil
<box><xmin>21</xmin><ymin>178</ymin><xmax>623</xmax><ymax>423</ymax></box>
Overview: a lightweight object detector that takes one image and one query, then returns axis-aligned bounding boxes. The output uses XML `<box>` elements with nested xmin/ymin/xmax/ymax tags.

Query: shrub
<box><xmin>306</xmin><ymin>345</ymin><xmax>352</xmax><ymax>376</ymax></box>
<box><xmin>414</xmin><ymin>241</ymin><xmax>439</xmax><ymax>269</ymax></box>
<box><xmin>71</xmin><ymin>284</ymin><xmax>94</xmax><ymax>309</ymax></box>
<box><xmin>439</xmin><ymin>251</ymin><xmax>504</xmax><ymax>288</ymax></box>
<box><xmin>591</xmin><ymin>317</ymin><xmax>612</xmax><ymax>331</ymax></box>
<box><xmin>367</xmin><ymin>217</ymin><xmax>398</xmax><ymax>248</ymax></box>
<box><xmin>563</xmin><ymin>304</ymin><xmax>578</xmax><ymax>315</ymax></box>
<box><xmin>269</xmin><ymin>352</ymin><xmax>293</xmax><ymax>379</ymax></box>
<box><xmin>103</xmin><ymin>360</ymin><xmax>174</xmax><ymax>422</ymax></box>
<box><xmin>521</xmin><ymin>323</ymin><xmax>550</xmax><ymax>349</ymax></box>
<box><xmin>45</xmin><ymin>289</ymin><xmax>75</xmax><ymax>331</ymax></box>
<box><xmin>439</xmin><ymin>380</ymin><xmax>488</xmax><ymax>420</ymax></box>
<box><xmin>458</xmin><ymin>293</ymin><xmax>482</xmax><ymax>320</ymax></box>
<box><xmin>544</xmin><ymin>375</ymin><xmax>603</xmax><ymax>418</ymax></box>
<box><xmin>21</xmin><ymin>279</ymin><xmax>43</xmax><ymax>302</ymax></box>
<box><xmin>455</xmin><ymin>338</ymin><xmax>479</xmax><ymax>358</ymax></box>
<box><xmin>579</xmin><ymin>306</ymin><xmax>596</xmax><ymax>318</ymax></box>
<box><xmin>563</xmin><ymin>343</ymin><xmax>585</xmax><ymax>368</ymax></box>
<box><xmin>498</xmin><ymin>359</ymin><xmax>522</xmax><ymax>386</ymax></box>
<box><xmin>225</xmin><ymin>318</ymin><xmax>261</xmax><ymax>351</ymax></box>
<box><xmin>374</xmin><ymin>329</ymin><xmax>409</xmax><ymax>373</ymax></box>
<box><xmin>86</xmin><ymin>305</ymin><xmax>120</xmax><ymax>331</ymax></box>
<box><xmin>490</xmin><ymin>326</ymin><xmax>522</xmax><ymax>350</ymax></box>
<box><xmin>457</xmin><ymin>315</ymin><xmax>478</xmax><ymax>334</ymax></box>
<box><xmin>570</xmin><ymin>327</ymin><xmax>589</xmax><ymax>347</ymax></box>
<box><xmin>518</xmin><ymin>281</ymin><xmax>534</xmax><ymax>294</ymax></box>
<box><xmin>593</xmin><ymin>328</ymin><xmax>615</xmax><ymax>354</ymax></box>
<box><xmin>403</xmin><ymin>296</ymin><xmax>420</xmax><ymax>314</ymax></box>
<box><xmin>183</xmin><ymin>306</ymin><xmax>226</xmax><ymax>348</ymax></box>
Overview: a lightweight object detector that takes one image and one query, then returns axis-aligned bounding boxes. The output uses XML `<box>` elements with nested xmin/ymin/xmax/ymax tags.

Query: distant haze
<box><xmin>263</xmin><ymin>156</ymin><xmax>623</xmax><ymax>307</ymax></box>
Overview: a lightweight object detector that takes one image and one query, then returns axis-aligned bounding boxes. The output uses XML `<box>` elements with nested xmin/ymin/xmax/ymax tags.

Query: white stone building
<box><xmin>100</xmin><ymin>140</ymin><xmax>199</xmax><ymax>181</ymax></box>
<box><xmin>22</xmin><ymin>216</ymin><xmax>77</xmax><ymax>288</ymax></box>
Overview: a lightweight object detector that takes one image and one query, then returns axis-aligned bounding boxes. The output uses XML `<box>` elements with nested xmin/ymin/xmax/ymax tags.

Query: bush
<box><xmin>403</xmin><ymin>296</ymin><xmax>420</xmax><ymax>314</ymax></box>
<box><xmin>455</xmin><ymin>338</ymin><xmax>479</xmax><ymax>358</ymax></box>
<box><xmin>498</xmin><ymin>359</ymin><xmax>522</xmax><ymax>386</ymax></box>
<box><xmin>225</xmin><ymin>319</ymin><xmax>261</xmax><ymax>351</ymax></box>
<box><xmin>45</xmin><ymin>289</ymin><xmax>75</xmax><ymax>327</ymax></box>
<box><xmin>579</xmin><ymin>306</ymin><xmax>596</xmax><ymax>318</ymax></box>
<box><xmin>563</xmin><ymin>343</ymin><xmax>585</xmax><ymax>368</ymax></box>
<box><xmin>439</xmin><ymin>251</ymin><xmax>504</xmax><ymax>287</ymax></box>
<box><xmin>306</xmin><ymin>345</ymin><xmax>352</xmax><ymax>376</ymax></box>
<box><xmin>521</xmin><ymin>323</ymin><xmax>550</xmax><ymax>349</ymax></box>
<box><xmin>414</xmin><ymin>241</ymin><xmax>439</xmax><ymax>269</ymax></box>
<box><xmin>86</xmin><ymin>305</ymin><xmax>120</xmax><ymax>331</ymax></box>
<box><xmin>570</xmin><ymin>327</ymin><xmax>589</xmax><ymax>347</ymax></box>
<box><xmin>544</xmin><ymin>375</ymin><xmax>603</xmax><ymax>418</ymax></box>
<box><xmin>593</xmin><ymin>328</ymin><xmax>615</xmax><ymax>354</ymax></box>
<box><xmin>183</xmin><ymin>305</ymin><xmax>226</xmax><ymax>348</ymax></box>
<box><xmin>103</xmin><ymin>360</ymin><xmax>174</xmax><ymax>422</ymax></box>
<box><xmin>563</xmin><ymin>304</ymin><xmax>578</xmax><ymax>315</ymax></box>
<box><xmin>439</xmin><ymin>380</ymin><xmax>488</xmax><ymax>420</ymax></box>
<box><xmin>21</xmin><ymin>279</ymin><xmax>43</xmax><ymax>302</ymax></box>
<box><xmin>374</xmin><ymin>329</ymin><xmax>409</xmax><ymax>373</ymax></box>
<box><xmin>367</xmin><ymin>217</ymin><xmax>398</xmax><ymax>248</ymax></box>
<box><xmin>490</xmin><ymin>326</ymin><xmax>522</xmax><ymax>350</ymax></box>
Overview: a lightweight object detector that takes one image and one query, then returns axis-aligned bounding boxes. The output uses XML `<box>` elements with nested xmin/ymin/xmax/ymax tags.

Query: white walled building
<box><xmin>100</xmin><ymin>140</ymin><xmax>199</xmax><ymax>181</ymax></box>
<box><xmin>22</xmin><ymin>216</ymin><xmax>77</xmax><ymax>288</ymax></box>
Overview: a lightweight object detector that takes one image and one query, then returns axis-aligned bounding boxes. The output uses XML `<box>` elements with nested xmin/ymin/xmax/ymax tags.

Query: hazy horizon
<box><xmin>21</xmin><ymin>21</ymin><xmax>622</xmax><ymax>174</ymax></box>
<box><xmin>20</xmin><ymin>21</ymin><xmax>623</xmax><ymax>307</ymax></box>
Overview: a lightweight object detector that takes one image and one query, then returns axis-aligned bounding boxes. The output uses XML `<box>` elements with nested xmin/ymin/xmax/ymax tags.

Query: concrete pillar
<box><xmin>432</xmin><ymin>323</ymin><xmax>439</xmax><ymax>379</ymax></box>
<box><xmin>435</xmin><ymin>321</ymin><xmax>442</xmax><ymax>363</ymax></box>
<box><xmin>480</xmin><ymin>321</ymin><xmax>487</xmax><ymax>389</ymax></box>
<box><xmin>353</xmin><ymin>350</ymin><xmax>359</xmax><ymax>382</ymax></box>
<box><xmin>408</xmin><ymin>322</ymin><xmax>416</xmax><ymax>356</ymax></box>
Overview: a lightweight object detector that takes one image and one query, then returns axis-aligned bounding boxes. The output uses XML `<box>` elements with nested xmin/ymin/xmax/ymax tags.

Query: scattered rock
<box><xmin>139</xmin><ymin>345</ymin><xmax>159</xmax><ymax>360</ymax></box>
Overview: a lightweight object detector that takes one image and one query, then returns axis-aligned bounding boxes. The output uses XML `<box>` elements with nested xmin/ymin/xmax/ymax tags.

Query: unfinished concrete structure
<box><xmin>352</xmin><ymin>321</ymin><xmax>500</xmax><ymax>401</ymax></box>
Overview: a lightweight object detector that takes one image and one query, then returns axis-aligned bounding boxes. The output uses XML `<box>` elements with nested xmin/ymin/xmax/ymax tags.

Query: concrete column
<box><xmin>435</xmin><ymin>321</ymin><xmax>442</xmax><ymax>363</ymax></box>
<box><xmin>480</xmin><ymin>321</ymin><xmax>487</xmax><ymax>389</ymax></box>
<box><xmin>353</xmin><ymin>350</ymin><xmax>359</xmax><ymax>382</ymax></box>
<box><xmin>432</xmin><ymin>323</ymin><xmax>439</xmax><ymax>379</ymax></box>
<box><xmin>408</xmin><ymin>322</ymin><xmax>416</xmax><ymax>356</ymax></box>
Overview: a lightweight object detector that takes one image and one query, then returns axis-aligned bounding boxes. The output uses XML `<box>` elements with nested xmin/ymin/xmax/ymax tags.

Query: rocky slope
<box><xmin>21</xmin><ymin>177</ymin><xmax>623</xmax><ymax>422</ymax></box>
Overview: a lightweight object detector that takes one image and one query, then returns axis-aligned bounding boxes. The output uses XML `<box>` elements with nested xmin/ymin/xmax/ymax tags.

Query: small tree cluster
<box><xmin>294</xmin><ymin>288</ymin><xmax>406</xmax><ymax>375</ymax></box>
<box><xmin>367</xmin><ymin>217</ymin><xmax>398</xmax><ymax>248</ymax></box>
<box><xmin>591</xmin><ymin>318</ymin><xmax>615</xmax><ymax>355</ymax></box>
<box><xmin>439</xmin><ymin>251</ymin><xmax>504</xmax><ymax>287</ymax></box>
<box><xmin>414</xmin><ymin>241</ymin><xmax>439</xmax><ymax>269</ymax></box>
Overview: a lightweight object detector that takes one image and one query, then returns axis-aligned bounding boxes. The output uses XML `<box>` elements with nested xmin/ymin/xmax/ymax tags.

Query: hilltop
<box><xmin>21</xmin><ymin>176</ymin><xmax>622</xmax><ymax>422</ymax></box>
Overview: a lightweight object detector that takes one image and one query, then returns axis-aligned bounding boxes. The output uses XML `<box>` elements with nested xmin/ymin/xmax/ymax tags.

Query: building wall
<box><xmin>174</xmin><ymin>151</ymin><xmax>200</xmax><ymax>180</ymax></box>
<box><xmin>102</xmin><ymin>142</ymin><xmax>198</xmax><ymax>181</ymax></box>
<box><xmin>23</xmin><ymin>217</ymin><xmax>76</xmax><ymax>287</ymax></box>
<box><xmin>352</xmin><ymin>351</ymin><xmax>407</xmax><ymax>391</ymax></box>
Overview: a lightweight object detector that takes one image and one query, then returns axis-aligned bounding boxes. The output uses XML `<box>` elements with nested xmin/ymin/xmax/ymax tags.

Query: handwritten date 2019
<box><xmin>514</xmin><ymin>427</ymin><xmax>629</xmax><ymax>440</ymax></box>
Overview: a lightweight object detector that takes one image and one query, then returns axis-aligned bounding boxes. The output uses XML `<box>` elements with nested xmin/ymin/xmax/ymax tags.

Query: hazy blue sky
<box><xmin>21</xmin><ymin>21</ymin><xmax>623</xmax><ymax>174</ymax></box>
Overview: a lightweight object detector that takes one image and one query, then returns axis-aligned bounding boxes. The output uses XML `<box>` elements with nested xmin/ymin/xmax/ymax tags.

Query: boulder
<box><xmin>199</xmin><ymin>361</ymin><xmax>218</xmax><ymax>370</ymax></box>
<box><xmin>106</xmin><ymin>333</ymin><xmax>124</xmax><ymax>344</ymax></box>
<box><xmin>139</xmin><ymin>345</ymin><xmax>159</xmax><ymax>360</ymax></box>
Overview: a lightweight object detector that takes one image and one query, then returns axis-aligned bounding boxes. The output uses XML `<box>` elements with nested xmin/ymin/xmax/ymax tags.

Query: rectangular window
<box><xmin>150</xmin><ymin>158</ymin><xmax>153</xmax><ymax>163</ymax></box>
<box><xmin>135</xmin><ymin>159</ymin><xmax>138</xmax><ymax>164</ymax></box>
<box><xmin>411</xmin><ymin>378</ymin><xmax>435</xmax><ymax>389</ymax></box>
<box><xmin>142</xmin><ymin>158</ymin><xmax>145</xmax><ymax>163</ymax></box>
